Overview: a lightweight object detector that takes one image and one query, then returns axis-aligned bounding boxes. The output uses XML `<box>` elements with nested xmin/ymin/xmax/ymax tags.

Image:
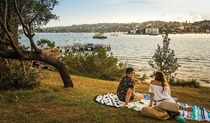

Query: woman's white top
<box><xmin>149</xmin><ymin>84</ymin><xmax>175</xmax><ymax>105</ymax></box>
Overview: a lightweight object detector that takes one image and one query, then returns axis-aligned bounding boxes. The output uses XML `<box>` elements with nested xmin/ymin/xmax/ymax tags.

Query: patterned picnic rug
<box><xmin>178</xmin><ymin>102</ymin><xmax>210</xmax><ymax>121</ymax></box>
<box><xmin>94</xmin><ymin>93</ymin><xmax>210</xmax><ymax>122</ymax></box>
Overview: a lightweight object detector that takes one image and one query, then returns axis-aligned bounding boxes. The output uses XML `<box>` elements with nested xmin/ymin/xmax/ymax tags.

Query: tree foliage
<box><xmin>0</xmin><ymin>0</ymin><xmax>73</xmax><ymax>88</ymax></box>
<box><xmin>59</xmin><ymin>48</ymin><xmax>126</xmax><ymax>81</ymax></box>
<box><xmin>0</xmin><ymin>59</ymin><xmax>41</xmax><ymax>90</ymax></box>
<box><xmin>148</xmin><ymin>28</ymin><xmax>181</xmax><ymax>82</ymax></box>
<box><xmin>37</xmin><ymin>39</ymin><xmax>55</xmax><ymax>48</ymax></box>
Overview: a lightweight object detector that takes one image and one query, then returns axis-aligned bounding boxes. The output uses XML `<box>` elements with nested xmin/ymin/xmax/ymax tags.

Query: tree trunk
<box><xmin>56</xmin><ymin>61</ymin><xmax>73</xmax><ymax>88</ymax></box>
<box><xmin>40</xmin><ymin>54</ymin><xmax>74</xmax><ymax>88</ymax></box>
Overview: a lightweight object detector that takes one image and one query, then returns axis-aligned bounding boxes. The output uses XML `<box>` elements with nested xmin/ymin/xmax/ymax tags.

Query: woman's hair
<box><xmin>155</xmin><ymin>71</ymin><xmax>167</xmax><ymax>92</ymax></box>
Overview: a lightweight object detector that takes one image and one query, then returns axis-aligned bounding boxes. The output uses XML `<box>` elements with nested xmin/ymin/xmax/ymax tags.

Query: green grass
<box><xmin>0</xmin><ymin>70</ymin><xmax>210</xmax><ymax>123</ymax></box>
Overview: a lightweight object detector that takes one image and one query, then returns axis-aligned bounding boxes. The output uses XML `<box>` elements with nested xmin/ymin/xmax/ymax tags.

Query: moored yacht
<box><xmin>93</xmin><ymin>32</ymin><xmax>107</xmax><ymax>39</ymax></box>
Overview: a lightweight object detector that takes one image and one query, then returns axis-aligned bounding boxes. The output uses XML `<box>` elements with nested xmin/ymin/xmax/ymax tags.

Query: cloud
<box><xmin>176</xmin><ymin>17</ymin><xmax>183</xmax><ymax>21</ymax></box>
<box><xmin>161</xmin><ymin>14</ymin><xmax>165</xmax><ymax>16</ymax></box>
<box><xmin>119</xmin><ymin>0</ymin><xmax>157</xmax><ymax>4</ymax></box>
<box><xmin>105</xmin><ymin>0</ymin><xmax>208</xmax><ymax>5</ymax></box>
<box><xmin>189</xmin><ymin>11</ymin><xmax>195</xmax><ymax>16</ymax></box>
<box><xmin>188</xmin><ymin>11</ymin><xmax>210</xmax><ymax>22</ymax></box>
<box><xmin>106</xmin><ymin>0</ymin><xmax>160</xmax><ymax>4</ymax></box>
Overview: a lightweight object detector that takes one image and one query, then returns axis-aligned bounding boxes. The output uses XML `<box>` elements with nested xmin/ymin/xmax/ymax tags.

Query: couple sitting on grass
<box><xmin>117</xmin><ymin>68</ymin><xmax>192</xmax><ymax>122</ymax></box>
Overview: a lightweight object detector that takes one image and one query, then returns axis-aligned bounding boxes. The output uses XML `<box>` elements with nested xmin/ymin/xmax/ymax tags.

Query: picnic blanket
<box><xmin>94</xmin><ymin>93</ymin><xmax>150</xmax><ymax>110</ymax></box>
<box><xmin>178</xmin><ymin>102</ymin><xmax>210</xmax><ymax>121</ymax></box>
<box><xmin>94</xmin><ymin>93</ymin><xmax>210</xmax><ymax>122</ymax></box>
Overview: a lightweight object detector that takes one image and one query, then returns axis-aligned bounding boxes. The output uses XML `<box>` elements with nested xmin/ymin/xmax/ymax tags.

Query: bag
<box><xmin>155</xmin><ymin>101</ymin><xmax>180</xmax><ymax>113</ymax></box>
<box><xmin>141</xmin><ymin>107</ymin><xmax>170</xmax><ymax>120</ymax></box>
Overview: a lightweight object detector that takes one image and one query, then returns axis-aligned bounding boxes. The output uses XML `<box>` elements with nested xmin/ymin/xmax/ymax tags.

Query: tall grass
<box><xmin>170</xmin><ymin>79</ymin><xmax>200</xmax><ymax>88</ymax></box>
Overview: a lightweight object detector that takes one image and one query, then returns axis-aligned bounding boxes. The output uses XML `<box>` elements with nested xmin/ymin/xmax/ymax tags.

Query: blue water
<box><xmin>20</xmin><ymin>33</ymin><xmax>210</xmax><ymax>86</ymax></box>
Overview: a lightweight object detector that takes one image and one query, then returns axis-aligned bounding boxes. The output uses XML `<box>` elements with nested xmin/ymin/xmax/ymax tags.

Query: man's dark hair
<box><xmin>126</xmin><ymin>68</ymin><xmax>134</xmax><ymax>74</ymax></box>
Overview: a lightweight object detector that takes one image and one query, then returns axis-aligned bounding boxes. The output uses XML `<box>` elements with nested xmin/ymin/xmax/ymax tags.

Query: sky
<box><xmin>45</xmin><ymin>0</ymin><xmax>210</xmax><ymax>27</ymax></box>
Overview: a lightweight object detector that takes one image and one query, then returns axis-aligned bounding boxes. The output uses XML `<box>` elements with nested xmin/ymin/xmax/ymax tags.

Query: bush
<box><xmin>59</xmin><ymin>47</ymin><xmax>126</xmax><ymax>81</ymax></box>
<box><xmin>148</xmin><ymin>29</ymin><xmax>180</xmax><ymax>81</ymax></box>
<box><xmin>37</xmin><ymin>39</ymin><xmax>55</xmax><ymax>48</ymax></box>
<box><xmin>170</xmin><ymin>79</ymin><xmax>200</xmax><ymax>88</ymax></box>
<box><xmin>0</xmin><ymin>59</ymin><xmax>41</xmax><ymax>90</ymax></box>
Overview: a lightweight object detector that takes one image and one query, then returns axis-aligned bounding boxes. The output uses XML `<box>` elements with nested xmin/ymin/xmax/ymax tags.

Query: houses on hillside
<box><xmin>38</xmin><ymin>20</ymin><xmax>210</xmax><ymax>33</ymax></box>
<box><xmin>145</xmin><ymin>28</ymin><xmax>159</xmax><ymax>35</ymax></box>
<box><xmin>128</xmin><ymin>21</ymin><xmax>210</xmax><ymax>35</ymax></box>
<box><xmin>128</xmin><ymin>27</ymin><xmax>160</xmax><ymax>35</ymax></box>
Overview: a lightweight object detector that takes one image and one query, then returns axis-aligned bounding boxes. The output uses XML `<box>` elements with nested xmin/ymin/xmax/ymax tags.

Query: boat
<box><xmin>110</xmin><ymin>32</ymin><xmax>119</xmax><ymax>36</ymax></box>
<box><xmin>149</xmin><ymin>32</ymin><xmax>159</xmax><ymax>36</ymax></box>
<box><xmin>93</xmin><ymin>32</ymin><xmax>107</xmax><ymax>39</ymax></box>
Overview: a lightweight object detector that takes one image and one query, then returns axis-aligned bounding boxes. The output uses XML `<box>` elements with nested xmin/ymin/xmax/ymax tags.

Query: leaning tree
<box><xmin>0</xmin><ymin>0</ymin><xmax>73</xmax><ymax>88</ymax></box>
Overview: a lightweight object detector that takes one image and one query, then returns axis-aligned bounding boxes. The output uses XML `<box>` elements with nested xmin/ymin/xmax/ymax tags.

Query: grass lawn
<box><xmin>0</xmin><ymin>70</ymin><xmax>210</xmax><ymax>123</ymax></box>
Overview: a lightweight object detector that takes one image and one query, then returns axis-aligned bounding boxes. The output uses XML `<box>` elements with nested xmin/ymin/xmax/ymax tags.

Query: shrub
<box><xmin>59</xmin><ymin>47</ymin><xmax>126</xmax><ymax>81</ymax></box>
<box><xmin>148</xmin><ymin>28</ymin><xmax>180</xmax><ymax>82</ymax></box>
<box><xmin>0</xmin><ymin>59</ymin><xmax>41</xmax><ymax>90</ymax></box>
<box><xmin>37</xmin><ymin>39</ymin><xmax>55</xmax><ymax>48</ymax></box>
<box><xmin>170</xmin><ymin>79</ymin><xmax>200</xmax><ymax>88</ymax></box>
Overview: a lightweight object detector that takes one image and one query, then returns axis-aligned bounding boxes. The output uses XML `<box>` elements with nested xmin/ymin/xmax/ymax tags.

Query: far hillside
<box><xmin>35</xmin><ymin>20</ymin><xmax>210</xmax><ymax>33</ymax></box>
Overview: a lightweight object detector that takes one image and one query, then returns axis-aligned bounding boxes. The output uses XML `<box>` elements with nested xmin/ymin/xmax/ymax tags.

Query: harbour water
<box><xmin>20</xmin><ymin>33</ymin><xmax>210</xmax><ymax>87</ymax></box>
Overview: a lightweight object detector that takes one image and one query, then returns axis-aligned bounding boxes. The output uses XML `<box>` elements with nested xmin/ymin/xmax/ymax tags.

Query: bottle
<box><xmin>175</xmin><ymin>116</ymin><xmax>186</xmax><ymax>123</ymax></box>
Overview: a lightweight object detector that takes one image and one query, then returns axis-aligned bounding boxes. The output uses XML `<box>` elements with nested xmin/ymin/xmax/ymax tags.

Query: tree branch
<box><xmin>0</xmin><ymin>38</ymin><xmax>11</xmax><ymax>46</ymax></box>
<box><xmin>0</xmin><ymin>19</ymin><xmax>23</xmax><ymax>58</ymax></box>
<box><xmin>13</xmin><ymin>0</ymin><xmax>29</xmax><ymax>35</ymax></box>
<box><xmin>13</xmin><ymin>0</ymin><xmax>42</xmax><ymax>54</ymax></box>
<box><xmin>30</xmin><ymin>11</ymin><xmax>41</xmax><ymax>25</ymax></box>
<box><xmin>3</xmin><ymin>0</ymin><xmax>7</xmax><ymax>25</ymax></box>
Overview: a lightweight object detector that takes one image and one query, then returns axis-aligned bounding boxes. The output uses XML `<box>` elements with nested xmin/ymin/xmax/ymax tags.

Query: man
<box><xmin>117</xmin><ymin>68</ymin><xmax>144</xmax><ymax>106</ymax></box>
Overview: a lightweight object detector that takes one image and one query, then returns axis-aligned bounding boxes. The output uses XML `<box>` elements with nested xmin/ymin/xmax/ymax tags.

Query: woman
<box><xmin>148</xmin><ymin>71</ymin><xmax>189</xmax><ymax>122</ymax></box>
<box><xmin>148</xmin><ymin>71</ymin><xmax>174</xmax><ymax>107</ymax></box>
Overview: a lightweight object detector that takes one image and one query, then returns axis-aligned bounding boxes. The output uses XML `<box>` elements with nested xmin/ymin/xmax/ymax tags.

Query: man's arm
<box><xmin>133</xmin><ymin>78</ymin><xmax>142</xmax><ymax>85</ymax></box>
